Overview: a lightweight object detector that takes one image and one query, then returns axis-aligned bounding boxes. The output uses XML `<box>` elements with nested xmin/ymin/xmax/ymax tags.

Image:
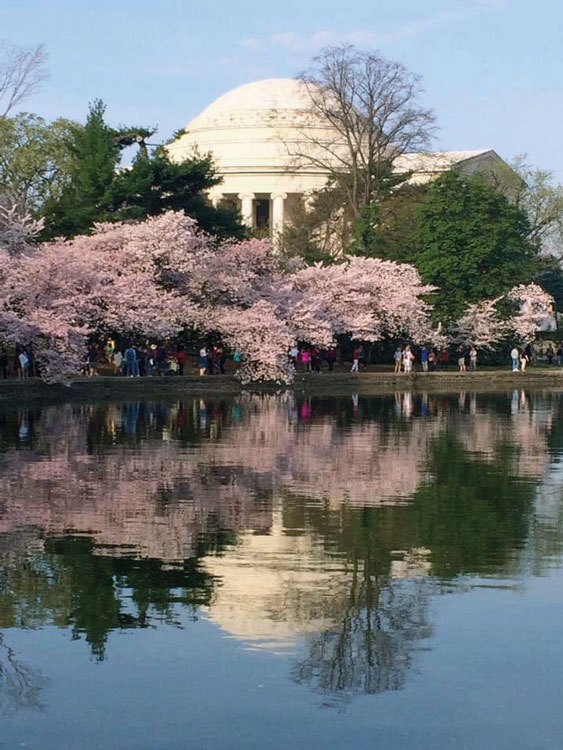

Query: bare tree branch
<box><xmin>292</xmin><ymin>45</ymin><xmax>436</xmax><ymax>217</ymax></box>
<box><xmin>0</xmin><ymin>40</ymin><xmax>48</xmax><ymax>119</ymax></box>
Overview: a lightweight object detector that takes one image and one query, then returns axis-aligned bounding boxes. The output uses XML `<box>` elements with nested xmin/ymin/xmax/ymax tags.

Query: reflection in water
<box><xmin>1</xmin><ymin>391</ymin><xmax>563</xmax><ymax>713</ymax></box>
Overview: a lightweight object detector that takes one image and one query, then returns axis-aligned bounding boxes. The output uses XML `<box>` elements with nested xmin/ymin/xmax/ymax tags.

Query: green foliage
<box><xmin>414</xmin><ymin>172</ymin><xmax>538</xmax><ymax>322</ymax></box>
<box><xmin>43</xmin><ymin>99</ymin><xmax>122</xmax><ymax>237</ymax></box>
<box><xmin>43</xmin><ymin>100</ymin><xmax>244</xmax><ymax>240</ymax></box>
<box><xmin>0</xmin><ymin>112</ymin><xmax>76</xmax><ymax>211</ymax></box>
<box><xmin>111</xmin><ymin>149</ymin><xmax>245</xmax><ymax>240</ymax></box>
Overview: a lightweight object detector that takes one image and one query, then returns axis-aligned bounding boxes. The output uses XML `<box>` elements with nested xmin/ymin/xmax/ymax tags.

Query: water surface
<box><xmin>1</xmin><ymin>390</ymin><xmax>563</xmax><ymax>749</ymax></box>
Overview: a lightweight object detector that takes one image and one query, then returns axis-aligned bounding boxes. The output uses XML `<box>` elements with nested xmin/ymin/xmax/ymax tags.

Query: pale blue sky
<box><xmin>3</xmin><ymin>0</ymin><xmax>563</xmax><ymax>177</ymax></box>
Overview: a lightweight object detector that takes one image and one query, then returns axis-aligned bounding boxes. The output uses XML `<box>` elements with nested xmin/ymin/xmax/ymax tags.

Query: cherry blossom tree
<box><xmin>451</xmin><ymin>283</ymin><xmax>553</xmax><ymax>348</ymax></box>
<box><xmin>0</xmin><ymin>210</ymin><xmax>442</xmax><ymax>383</ymax></box>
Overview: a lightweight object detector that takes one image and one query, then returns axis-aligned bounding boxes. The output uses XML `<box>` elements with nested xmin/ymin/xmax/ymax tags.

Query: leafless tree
<box><xmin>0</xmin><ymin>40</ymin><xmax>48</xmax><ymax>119</ymax></box>
<box><xmin>295</xmin><ymin>45</ymin><xmax>436</xmax><ymax>218</ymax></box>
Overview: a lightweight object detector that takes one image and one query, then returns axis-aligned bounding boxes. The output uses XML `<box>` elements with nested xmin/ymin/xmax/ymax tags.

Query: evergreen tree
<box><xmin>44</xmin><ymin>99</ymin><xmax>121</xmax><ymax>237</ymax></box>
<box><xmin>111</xmin><ymin>149</ymin><xmax>245</xmax><ymax>240</ymax></box>
<box><xmin>43</xmin><ymin>101</ymin><xmax>244</xmax><ymax>240</ymax></box>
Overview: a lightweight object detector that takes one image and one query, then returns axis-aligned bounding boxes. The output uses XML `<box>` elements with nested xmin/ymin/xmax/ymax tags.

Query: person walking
<box><xmin>469</xmin><ymin>346</ymin><xmax>477</xmax><ymax>371</ymax></box>
<box><xmin>351</xmin><ymin>345</ymin><xmax>361</xmax><ymax>373</ymax></box>
<box><xmin>510</xmin><ymin>346</ymin><xmax>520</xmax><ymax>372</ymax></box>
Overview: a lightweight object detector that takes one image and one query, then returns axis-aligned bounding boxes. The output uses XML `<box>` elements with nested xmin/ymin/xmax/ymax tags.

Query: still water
<box><xmin>1</xmin><ymin>390</ymin><xmax>563</xmax><ymax>749</ymax></box>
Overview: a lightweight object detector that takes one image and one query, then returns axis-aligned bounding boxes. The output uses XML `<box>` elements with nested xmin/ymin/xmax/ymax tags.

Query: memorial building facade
<box><xmin>167</xmin><ymin>78</ymin><xmax>516</xmax><ymax>236</ymax></box>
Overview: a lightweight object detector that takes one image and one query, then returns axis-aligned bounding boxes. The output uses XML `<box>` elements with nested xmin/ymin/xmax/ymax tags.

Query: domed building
<box><xmin>167</xmin><ymin>78</ymin><xmax>517</xmax><ymax>236</ymax></box>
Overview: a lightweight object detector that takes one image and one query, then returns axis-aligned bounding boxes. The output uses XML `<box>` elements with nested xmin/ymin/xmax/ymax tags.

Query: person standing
<box><xmin>156</xmin><ymin>345</ymin><xmax>167</xmax><ymax>376</ymax></box>
<box><xmin>546</xmin><ymin>344</ymin><xmax>554</xmax><ymax>365</ymax></box>
<box><xmin>289</xmin><ymin>345</ymin><xmax>299</xmax><ymax>368</ymax></box>
<box><xmin>124</xmin><ymin>344</ymin><xmax>139</xmax><ymax>377</ymax></box>
<box><xmin>310</xmin><ymin>345</ymin><xmax>321</xmax><ymax>373</ymax></box>
<box><xmin>0</xmin><ymin>347</ymin><xmax>8</xmax><ymax>379</ymax></box>
<box><xmin>403</xmin><ymin>345</ymin><xmax>414</xmax><ymax>373</ymax></box>
<box><xmin>176</xmin><ymin>348</ymin><xmax>187</xmax><ymax>376</ymax></box>
<box><xmin>520</xmin><ymin>350</ymin><xmax>529</xmax><ymax>371</ymax></box>
<box><xmin>429</xmin><ymin>349</ymin><xmax>437</xmax><ymax>372</ymax></box>
<box><xmin>199</xmin><ymin>346</ymin><xmax>208</xmax><ymax>376</ymax></box>
<box><xmin>469</xmin><ymin>346</ymin><xmax>477</xmax><ymax>371</ymax></box>
<box><xmin>393</xmin><ymin>347</ymin><xmax>403</xmax><ymax>373</ymax></box>
<box><xmin>421</xmin><ymin>346</ymin><xmax>430</xmax><ymax>372</ymax></box>
<box><xmin>113</xmin><ymin>349</ymin><xmax>123</xmax><ymax>375</ymax></box>
<box><xmin>439</xmin><ymin>349</ymin><xmax>449</xmax><ymax>371</ymax></box>
<box><xmin>510</xmin><ymin>346</ymin><xmax>520</xmax><ymax>372</ymax></box>
<box><xmin>457</xmin><ymin>346</ymin><xmax>466</xmax><ymax>373</ymax></box>
<box><xmin>557</xmin><ymin>344</ymin><xmax>563</xmax><ymax>367</ymax></box>
<box><xmin>18</xmin><ymin>349</ymin><xmax>30</xmax><ymax>379</ymax></box>
<box><xmin>301</xmin><ymin>348</ymin><xmax>311</xmax><ymax>372</ymax></box>
<box><xmin>326</xmin><ymin>347</ymin><xmax>337</xmax><ymax>372</ymax></box>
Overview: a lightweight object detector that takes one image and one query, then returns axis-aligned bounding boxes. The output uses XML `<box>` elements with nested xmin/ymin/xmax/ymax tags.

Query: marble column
<box><xmin>238</xmin><ymin>193</ymin><xmax>255</xmax><ymax>229</ymax></box>
<box><xmin>271</xmin><ymin>193</ymin><xmax>287</xmax><ymax>237</ymax></box>
<box><xmin>209</xmin><ymin>191</ymin><xmax>223</xmax><ymax>207</ymax></box>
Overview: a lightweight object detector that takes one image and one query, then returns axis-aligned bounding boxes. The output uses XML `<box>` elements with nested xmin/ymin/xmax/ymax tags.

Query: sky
<box><xmin>3</xmin><ymin>0</ymin><xmax>563</xmax><ymax>178</ymax></box>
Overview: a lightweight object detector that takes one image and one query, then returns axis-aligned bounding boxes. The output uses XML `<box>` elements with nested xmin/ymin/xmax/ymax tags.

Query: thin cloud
<box><xmin>239</xmin><ymin>3</ymin><xmax>506</xmax><ymax>53</ymax></box>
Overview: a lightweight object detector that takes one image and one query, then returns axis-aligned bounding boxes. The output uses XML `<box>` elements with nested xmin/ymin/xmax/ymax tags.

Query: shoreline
<box><xmin>3</xmin><ymin>368</ymin><xmax>563</xmax><ymax>404</ymax></box>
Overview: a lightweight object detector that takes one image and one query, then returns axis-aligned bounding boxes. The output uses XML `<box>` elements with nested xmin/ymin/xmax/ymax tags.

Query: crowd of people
<box><xmin>0</xmin><ymin>338</ymin><xmax>561</xmax><ymax>380</ymax></box>
<box><xmin>390</xmin><ymin>344</ymin><xmax>480</xmax><ymax>374</ymax></box>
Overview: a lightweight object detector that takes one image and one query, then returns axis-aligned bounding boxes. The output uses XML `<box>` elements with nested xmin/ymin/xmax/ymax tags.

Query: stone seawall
<box><xmin>2</xmin><ymin>368</ymin><xmax>563</xmax><ymax>405</ymax></box>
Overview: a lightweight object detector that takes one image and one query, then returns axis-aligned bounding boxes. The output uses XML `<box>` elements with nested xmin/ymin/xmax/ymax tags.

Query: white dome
<box><xmin>167</xmin><ymin>78</ymin><xmax>337</xmax><ymax>185</ymax></box>
<box><xmin>190</xmin><ymin>78</ymin><xmax>314</xmax><ymax>124</ymax></box>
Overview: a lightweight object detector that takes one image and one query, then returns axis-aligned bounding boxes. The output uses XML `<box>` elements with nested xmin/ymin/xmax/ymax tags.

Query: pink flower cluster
<box><xmin>0</xmin><ymin>209</ymin><xmax>553</xmax><ymax>381</ymax></box>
